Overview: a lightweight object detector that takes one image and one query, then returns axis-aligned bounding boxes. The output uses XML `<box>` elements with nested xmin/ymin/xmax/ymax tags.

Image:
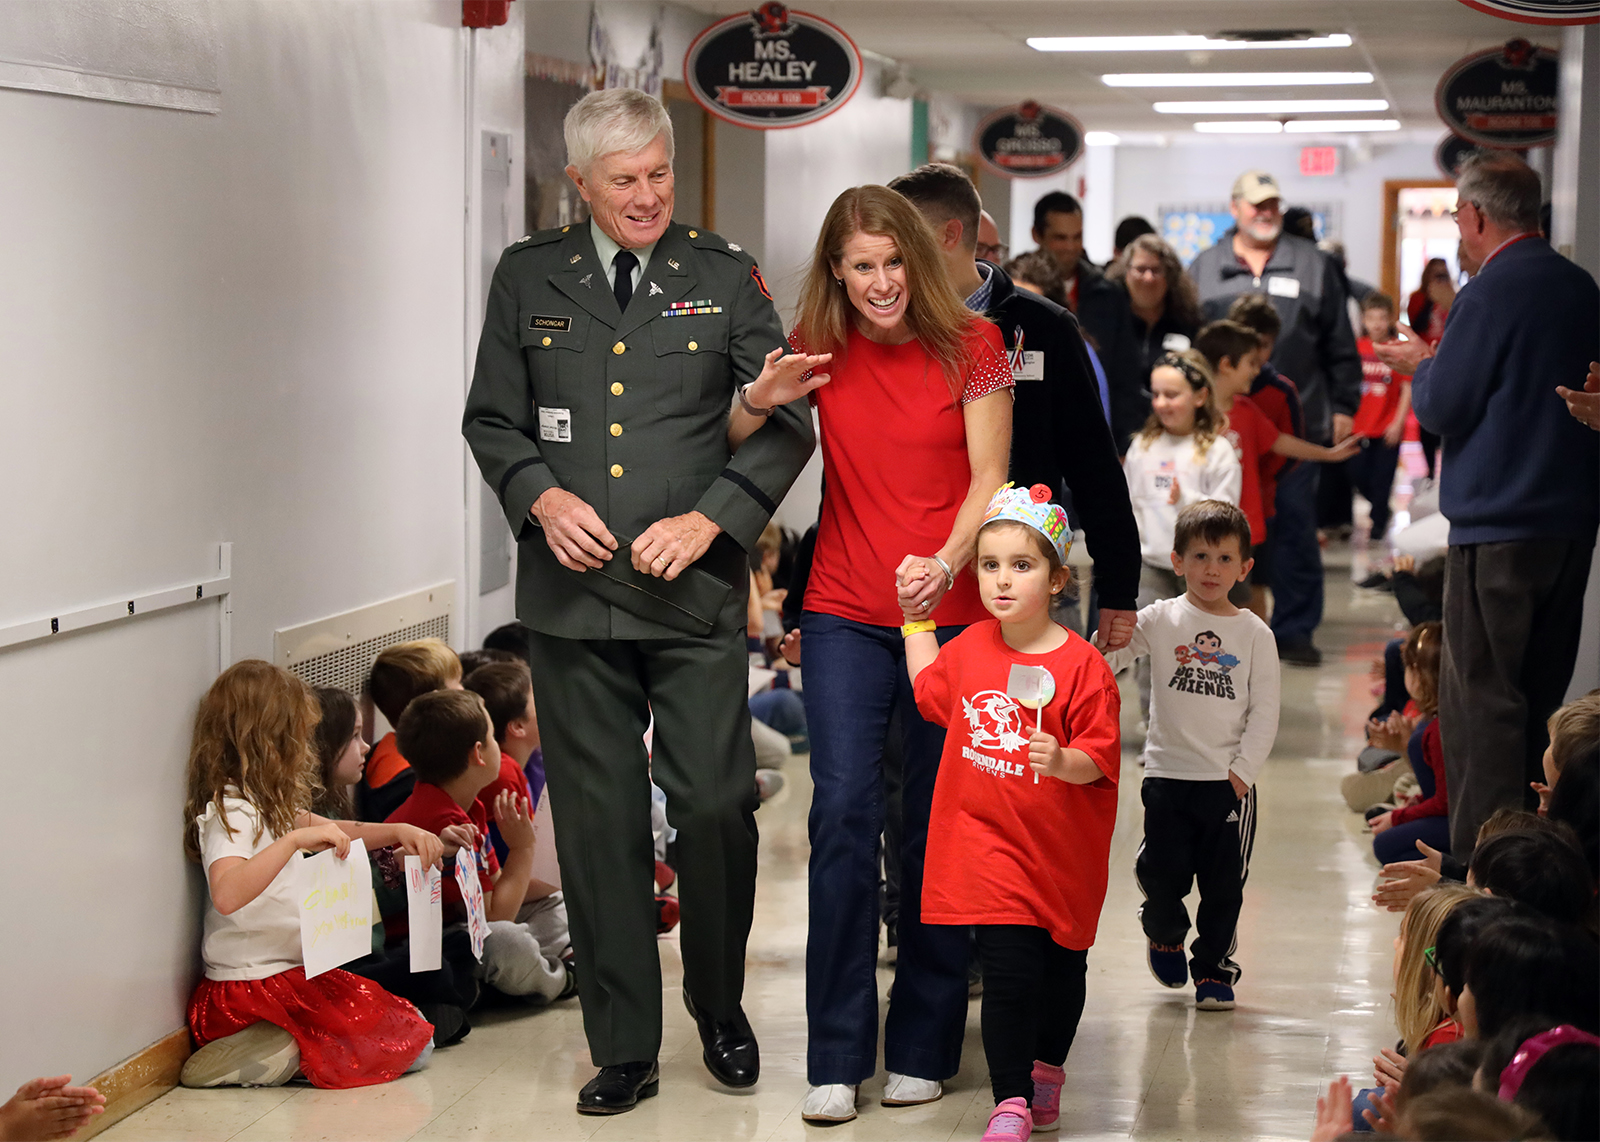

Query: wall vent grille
<box><xmin>273</xmin><ymin>583</ymin><xmax>455</xmax><ymax>698</ymax></box>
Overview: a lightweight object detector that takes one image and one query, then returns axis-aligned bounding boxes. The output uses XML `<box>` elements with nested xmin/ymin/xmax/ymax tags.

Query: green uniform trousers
<box><xmin>526</xmin><ymin>623</ymin><xmax>758</xmax><ymax>1066</ymax></box>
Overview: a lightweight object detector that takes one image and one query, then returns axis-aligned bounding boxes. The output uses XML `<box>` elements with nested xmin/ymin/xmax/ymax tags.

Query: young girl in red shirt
<box><xmin>903</xmin><ymin>484</ymin><xmax>1121</xmax><ymax>1141</ymax></box>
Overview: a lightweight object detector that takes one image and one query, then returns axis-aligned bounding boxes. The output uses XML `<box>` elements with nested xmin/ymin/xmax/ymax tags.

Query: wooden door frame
<box><xmin>663</xmin><ymin>79</ymin><xmax>716</xmax><ymax>231</ymax></box>
<box><xmin>1381</xmin><ymin>178</ymin><xmax>1456</xmax><ymax>303</ymax></box>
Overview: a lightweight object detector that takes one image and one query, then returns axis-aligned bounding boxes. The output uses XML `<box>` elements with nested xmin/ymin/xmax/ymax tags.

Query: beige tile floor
<box><xmin>105</xmin><ymin>544</ymin><xmax>1410</xmax><ymax>1142</ymax></box>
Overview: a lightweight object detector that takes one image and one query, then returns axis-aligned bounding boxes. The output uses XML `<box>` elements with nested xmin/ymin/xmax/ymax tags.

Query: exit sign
<box><xmin>1300</xmin><ymin>146</ymin><xmax>1341</xmax><ymax>176</ymax></box>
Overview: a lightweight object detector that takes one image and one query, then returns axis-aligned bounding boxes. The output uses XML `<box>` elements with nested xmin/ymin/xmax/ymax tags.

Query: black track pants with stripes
<box><xmin>1135</xmin><ymin>776</ymin><xmax>1257</xmax><ymax>986</ymax></box>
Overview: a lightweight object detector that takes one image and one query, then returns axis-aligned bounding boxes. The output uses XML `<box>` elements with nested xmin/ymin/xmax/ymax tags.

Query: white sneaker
<box><xmin>181</xmin><ymin>1022</ymin><xmax>300</xmax><ymax>1088</ymax></box>
<box><xmin>882</xmin><ymin>1071</ymin><xmax>943</xmax><ymax>1106</ymax></box>
<box><xmin>801</xmin><ymin>1083</ymin><xmax>859</xmax><ymax>1123</ymax></box>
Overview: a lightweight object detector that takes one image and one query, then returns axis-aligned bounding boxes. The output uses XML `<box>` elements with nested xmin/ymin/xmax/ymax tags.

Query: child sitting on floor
<box><xmin>359</xmin><ymin>639</ymin><xmax>463</xmax><ymax>822</ymax></box>
<box><xmin>1104</xmin><ymin>500</ymin><xmax>1280</xmax><ymax>1014</ymax></box>
<box><xmin>181</xmin><ymin>660</ymin><xmax>438</xmax><ymax>1089</ymax></box>
<box><xmin>388</xmin><ymin>689</ymin><xmax>574</xmax><ymax>1004</ymax></box>
<box><xmin>1366</xmin><ymin>623</ymin><xmax>1450</xmax><ymax>865</ymax></box>
<box><xmin>463</xmin><ymin>661</ymin><xmax>572</xmax><ymax>977</ymax></box>
<box><xmin>902</xmin><ymin>484</ymin><xmax>1122</xmax><ymax>1141</ymax></box>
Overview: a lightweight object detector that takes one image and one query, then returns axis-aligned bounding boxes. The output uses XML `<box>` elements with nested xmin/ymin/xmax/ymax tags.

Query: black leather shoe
<box><xmin>683</xmin><ymin>988</ymin><xmax>760</xmax><ymax>1087</ymax></box>
<box><xmin>576</xmin><ymin>1060</ymin><xmax>659</xmax><ymax>1115</ymax></box>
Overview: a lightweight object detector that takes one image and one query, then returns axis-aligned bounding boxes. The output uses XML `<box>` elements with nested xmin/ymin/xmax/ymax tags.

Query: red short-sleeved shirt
<box><xmin>1222</xmin><ymin>395</ymin><xmax>1278</xmax><ymax>544</ymax></box>
<box><xmin>913</xmin><ymin>622</ymin><xmax>1121</xmax><ymax>949</ymax></box>
<box><xmin>387</xmin><ymin>782</ymin><xmax>498</xmax><ymax>929</ymax></box>
<box><xmin>1353</xmin><ymin>338</ymin><xmax>1410</xmax><ymax>439</ymax></box>
<box><xmin>792</xmin><ymin>321</ymin><xmax>1013</xmax><ymax>628</ymax></box>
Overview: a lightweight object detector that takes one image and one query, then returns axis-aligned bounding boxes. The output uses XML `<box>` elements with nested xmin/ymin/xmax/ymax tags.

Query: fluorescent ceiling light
<box><xmin>1154</xmin><ymin>98</ymin><xmax>1388</xmax><ymax>114</ymax></box>
<box><xmin>1030</xmin><ymin>33</ymin><xmax>1352</xmax><ymax>52</ymax></box>
<box><xmin>1194</xmin><ymin>120</ymin><xmax>1285</xmax><ymax>133</ymax></box>
<box><xmin>1284</xmin><ymin>118</ymin><xmax>1401</xmax><ymax>132</ymax></box>
<box><xmin>1103</xmin><ymin>72</ymin><xmax>1374</xmax><ymax>87</ymax></box>
<box><xmin>1084</xmin><ymin>131</ymin><xmax>1122</xmax><ymax>146</ymax></box>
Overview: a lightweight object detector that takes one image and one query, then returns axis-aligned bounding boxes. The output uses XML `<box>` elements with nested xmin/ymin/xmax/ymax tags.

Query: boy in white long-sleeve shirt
<box><xmin>1104</xmin><ymin>500</ymin><xmax>1279</xmax><ymax>1012</ymax></box>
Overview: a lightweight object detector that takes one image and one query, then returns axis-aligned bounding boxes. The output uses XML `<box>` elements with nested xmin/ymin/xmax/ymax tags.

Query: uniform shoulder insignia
<box><xmin>685</xmin><ymin>226</ymin><xmax>753</xmax><ymax>264</ymax></box>
<box><xmin>507</xmin><ymin>227</ymin><xmax>568</xmax><ymax>252</ymax></box>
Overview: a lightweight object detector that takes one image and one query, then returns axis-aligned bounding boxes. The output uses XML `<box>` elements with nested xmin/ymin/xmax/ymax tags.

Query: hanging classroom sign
<box><xmin>683</xmin><ymin>3</ymin><xmax>861</xmax><ymax>129</ymax></box>
<box><xmin>1455</xmin><ymin>0</ymin><xmax>1599</xmax><ymax>24</ymax></box>
<box><xmin>1436</xmin><ymin>38</ymin><xmax>1561</xmax><ymax>148</ymax></box>
<box><xmin>974</xmin><ymin>101</ymin><xmax>1084</xmax><ymax>179</ymax></box>
<box><xmin>1434</xmin><ymin>132</ymin><xmax>1529</xmax><ymax>177</ymax></box>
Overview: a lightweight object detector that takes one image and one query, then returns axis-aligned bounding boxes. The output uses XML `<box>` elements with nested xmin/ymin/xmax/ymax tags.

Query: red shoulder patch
<box><xmin>751</xmin><ymin>264</ymin><xmax>772</xmax><ymax>301</ymax></box>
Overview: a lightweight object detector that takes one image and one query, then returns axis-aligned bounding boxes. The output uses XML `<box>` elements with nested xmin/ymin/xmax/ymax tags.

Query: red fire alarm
<box><xmin>463</xmin><ymin>1</ymin><xmax>510</xmax><ymax>28</ymax></box>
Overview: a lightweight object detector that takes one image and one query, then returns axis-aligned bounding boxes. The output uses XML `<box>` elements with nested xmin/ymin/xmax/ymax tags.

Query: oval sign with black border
<box><xmin>974</xmin><ymin>102</ymin><xmax>1085</xmax><ymax>179</ymax></box>
<box><xmin>1455</xmin><ymin>0</ymin><xmax>1599</xmax><ymax>25</ymax></box>
<box><xmin>1433</xmin><ymin>132</ymin><xmax>1528</xmax><ymax>177</ymax></box>
<box><xmin>1436</xmin><ymin>38</ymin><xmax>1560</xmax><ymax>148</ymax></box>
<box><xmin>684</xmin><ymin>3</ymin><xmax>862</xmax><ymax>130</ymax></box>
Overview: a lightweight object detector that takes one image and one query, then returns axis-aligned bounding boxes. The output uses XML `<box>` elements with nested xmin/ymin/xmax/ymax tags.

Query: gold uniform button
<box><xmin>610</xmin><ymin>382</ymin><xmax>624</xmax><ymax>396</ymax></box>
<box><xmin>688</xmin><ymin>340</ymin><xmax>698</xmax><ymax>351</ymax></box>
<box><xmin>612</xmin><ymin>341</ymin><xmax>626</xmax><ymax>355</ymax></box>
<box><xmin>609</xmin><ymin>423</ymin><xmax>623</xmax><ymax>437</ymax></box>
<box><xmin>688</xmin><ymin>230</ymin><xmax>698</xmax><ymax>238</ymax></box>
<box><xmin>541</xmin><ymin>336</ymin><xmax>552</xmax><ymax>346</ymax></box>
<box><xmin>610</xmin><ymin>464</ymin><xmax>623</xmax><ymax>478</ymax></box>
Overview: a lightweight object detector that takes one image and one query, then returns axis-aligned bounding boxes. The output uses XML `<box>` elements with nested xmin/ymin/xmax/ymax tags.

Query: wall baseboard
<box><xmin>75</xmin><ymin>1028</ymin><xmax>190</xmax><ymax>1141</ymax></box>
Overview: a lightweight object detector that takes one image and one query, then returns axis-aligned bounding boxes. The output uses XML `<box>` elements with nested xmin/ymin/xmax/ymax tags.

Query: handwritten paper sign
<box><xmin>405</xmin><ymin>855</ymin><xmax>443</xmax><ymax>973</ymax></box>
<box><xmin>1006</xmin><ymin>664</ymin><xmax>1056</xmax><ymax>784</ymax></box>
<box><xmin>453</xmin><ymin>846</ymin><xmax>489</xmax><ymax>960</ymax></box>
<box><xmin>298</xmin><ymin>838</ymin><xmax>372</xmax><ymax>979</ymax></box>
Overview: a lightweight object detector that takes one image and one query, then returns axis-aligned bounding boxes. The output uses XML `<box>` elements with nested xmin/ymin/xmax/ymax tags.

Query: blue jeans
<box><xmin>800</xmin><ymin>611</ymin><xmax>970</xmax><ymax>1086</ymax></box>
<box><xmin>749</xmin><ymin>688</ymin><xmax>807</xmax><ymax>736</ymax></box>
<box><xmin>1268</xmin><ymin>461</ymin><xmax>1324</xmax><ymax>646</ymax></box>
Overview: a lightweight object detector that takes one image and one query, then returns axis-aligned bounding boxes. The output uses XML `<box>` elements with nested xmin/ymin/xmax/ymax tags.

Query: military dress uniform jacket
<box><xmin>464</xmin><ymin>222</ymin><xmax>815</xmax><ymax>641</ymax></box>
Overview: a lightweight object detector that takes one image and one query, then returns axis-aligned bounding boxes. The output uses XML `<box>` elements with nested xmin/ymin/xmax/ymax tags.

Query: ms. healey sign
<box><xmin>684</xmin><ymin>3</ymin><xmax>862</xmax><ymax>129</ymax></box>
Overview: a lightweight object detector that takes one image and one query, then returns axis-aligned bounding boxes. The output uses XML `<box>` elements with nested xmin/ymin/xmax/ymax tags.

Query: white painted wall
<box><xmin>1110</xmin><ymin>138</ymin><xmax>1441</xmax><ymax>287</ymax></box>
<box><xmin>0</xmin><ymin>0</ymin><xmax>523</xmax><ymax>1089</ymax></box>
<box><xmin>762</xmin><ymin>61</ymin><xmax>914</xmax><ymax>530</ymax></box>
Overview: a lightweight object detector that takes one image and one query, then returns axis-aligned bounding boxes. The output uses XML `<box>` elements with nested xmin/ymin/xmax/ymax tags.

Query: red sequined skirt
<box><xmin>189</xmin><ymin>967</ymin><xmax>433</xmax><ymax>1089</ymax></box>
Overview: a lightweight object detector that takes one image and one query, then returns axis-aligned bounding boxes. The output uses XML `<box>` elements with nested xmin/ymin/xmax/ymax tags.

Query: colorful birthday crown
<box><xmin>981</xmin><ymin>483</ymin><xmax>1072</xmax><ymax>563</ymax></box>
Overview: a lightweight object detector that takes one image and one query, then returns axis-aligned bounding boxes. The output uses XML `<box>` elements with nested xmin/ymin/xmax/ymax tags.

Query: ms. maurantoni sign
<box><xmin>684</xmin><ymin>2</ymin><xmax>862</xmax><ymax>129</ymax></box>
<box><xmin>1436</xmin><ymin>38</ymin><xmax>1560</xmax><ymax>149</ymax></box>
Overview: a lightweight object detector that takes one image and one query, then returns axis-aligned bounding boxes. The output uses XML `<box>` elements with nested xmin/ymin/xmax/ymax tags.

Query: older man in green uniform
<box><xmin>463</xmin><ymin>89</ymin><xmax>821</xmax><ymax>1114</ymax></box>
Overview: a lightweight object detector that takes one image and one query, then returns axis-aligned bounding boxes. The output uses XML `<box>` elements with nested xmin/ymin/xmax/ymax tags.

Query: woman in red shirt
<box><xmin>788</xmin><ymin>186</ymin><xmax>1012</xmax><ymax>1124</ymax></box>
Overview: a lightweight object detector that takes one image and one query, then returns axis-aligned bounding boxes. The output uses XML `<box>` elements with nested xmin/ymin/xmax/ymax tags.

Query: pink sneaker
<box><xmin>981</xmin><ymin>1096</ymin><xmax>1032</xmax><ymax>1141</ymax></box>
<box><xmin>1030</xmin><ymin>1060</ymin><xmax>1064</xmax><ymax>1131</ymax></box>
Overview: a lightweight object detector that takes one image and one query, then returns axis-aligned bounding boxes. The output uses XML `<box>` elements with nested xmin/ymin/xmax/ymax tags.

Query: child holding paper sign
<box><xmin>181</xmin><ymin>661</ymin><xmax>440</xmax><ymax>1090</ymax></box>
<box><xmin>901</xmin><ymin>484</ymin><xmax>1121</xmax><ymax>1142</ymax></box>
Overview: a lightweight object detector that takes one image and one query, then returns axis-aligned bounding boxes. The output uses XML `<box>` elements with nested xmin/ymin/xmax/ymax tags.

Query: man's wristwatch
<box><xmin>738</xmin><ymin>383</ymin><xmax>775</xmax><ymax>418</ymax></box>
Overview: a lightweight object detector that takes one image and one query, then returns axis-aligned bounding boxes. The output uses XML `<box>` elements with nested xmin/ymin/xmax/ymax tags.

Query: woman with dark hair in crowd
<box><xmin>1107</xmin><ymin>233</ymin><xmax>1203</xmax><ymax>390</ymax></box>
<box><xmin>785</xmin><ymin>184</ymin><xmax>1013</xmax><ymax>1124</ymax></box>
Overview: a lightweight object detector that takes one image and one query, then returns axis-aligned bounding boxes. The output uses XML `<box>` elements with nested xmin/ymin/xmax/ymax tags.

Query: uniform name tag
<box><xmin>528</xmin><ymin>314</ymin><xmax>572</xmax><ymax>332</ymax></box>
<box><xmin>1160</xmin><ymin>332</ymin><xmax>1192</xmax><ymax>352</ymax></box>
<box><xmin>1266</xmin><ymin>276</ymin><xmax>1300</xmax><ymax>299</ymax></box>
<box><xmin>1011</xmin><ymin>350</ymin><xmax>1045</xmax><ymax>382</ymax></box>
<box><xmin>538</xmin><ymin>407</ymin><xmax>572</xmax><ymax>443</ymax></box>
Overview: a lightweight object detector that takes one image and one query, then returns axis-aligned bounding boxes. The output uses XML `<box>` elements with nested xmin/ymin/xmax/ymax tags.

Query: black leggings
<box><xmin>973</xmin><ymin>925</ymin><xmax>1088</xmax><ymax>1104</ymax></box>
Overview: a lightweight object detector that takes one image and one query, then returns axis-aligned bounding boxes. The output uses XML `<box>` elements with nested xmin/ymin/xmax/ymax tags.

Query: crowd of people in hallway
<box><xmin>16</xmin><ymin>85</ymin><xmax>1598</xmax><ymax>1142</ymax></box>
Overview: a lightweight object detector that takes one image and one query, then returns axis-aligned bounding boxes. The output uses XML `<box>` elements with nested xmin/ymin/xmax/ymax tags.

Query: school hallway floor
<box><xmin>102</xmin><ymin>540</ymin><xmax>1408</xmax><ymax>1142</ymax></box>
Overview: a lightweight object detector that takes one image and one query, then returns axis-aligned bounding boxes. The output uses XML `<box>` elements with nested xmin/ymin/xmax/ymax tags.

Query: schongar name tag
<box><xmin>528</xmin><ymin>314</ymin><xmax>573</xmax><ymax>332</ymax></box>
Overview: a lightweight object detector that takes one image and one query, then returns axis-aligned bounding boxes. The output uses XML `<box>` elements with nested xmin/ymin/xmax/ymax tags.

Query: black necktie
<box><xmin>613</xmin><ymin>249</ymin><xmax>638</xmax><ymax>314</ymax></box>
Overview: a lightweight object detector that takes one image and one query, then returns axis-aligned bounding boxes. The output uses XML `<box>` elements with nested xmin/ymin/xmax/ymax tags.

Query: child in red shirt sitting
<box><xmin>389</xmin><ymin>690</ymin><xmax>574</xmax><ymax>1003</ymax></box>
<box><xmin>902</xmin><ymin>484</ymin><xmax>1121</xmax><ymax>1142</ymax></box>
<box><xmin>359</xmin><ymin>640</ymin><xmax>464</xmax><ymax>823</ymax></box>
<box><xmin>1348</xmin><ymin>292</ymin><xmax>1412</xmax><ymax>546</ymax></box>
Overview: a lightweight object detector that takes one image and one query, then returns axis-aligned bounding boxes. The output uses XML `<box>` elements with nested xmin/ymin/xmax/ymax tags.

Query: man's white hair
<box><xmin>564</xmin><ymin>88</ymin><xmax>674</xmax><ymax>175</ymax></box>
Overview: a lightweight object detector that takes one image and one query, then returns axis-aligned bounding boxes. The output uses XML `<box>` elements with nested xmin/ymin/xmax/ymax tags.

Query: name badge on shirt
<box><xmin>1266</xmin><ymin>276</ymin><xmax>1301</xmax><ymax>299</ymax></box>
<box><xmin>538</xmin><ymin>406</ymin><xmax>572</xmax><ymax>443</ymax></box>
<box><xmin>528</xmin><ymin>314</ymin><xmax>572</xmax><ymax>332</ymax></box>
<box><xmin>1160</xmin><ymin>332</ymin><xmax>1192</xmax><ymax>352</ymax></box>
<box><xmin>1011</xmin><ymin>350</ymin><xmax>1045</xmax><ymax>382</ymax></box>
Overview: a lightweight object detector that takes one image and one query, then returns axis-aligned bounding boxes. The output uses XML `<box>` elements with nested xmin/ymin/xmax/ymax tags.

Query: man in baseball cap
<box><xmin>1230</xmin><ymin>169</ymin><xmax>1283</xmax><ymax>206</ymax></box>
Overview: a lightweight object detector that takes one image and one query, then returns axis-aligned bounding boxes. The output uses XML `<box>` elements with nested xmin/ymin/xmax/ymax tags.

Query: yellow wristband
<box><xmin>901</xmin><ymin>619</ymin><xmax>937</xmax><ymax>637</ymax></box>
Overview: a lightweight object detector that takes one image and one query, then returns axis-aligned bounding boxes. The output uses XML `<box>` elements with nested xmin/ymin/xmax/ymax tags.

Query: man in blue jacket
<box><xmin>1377</xmin><ymin>154</ymin><xmax>1599</xmax><ymax>859</ymax></box>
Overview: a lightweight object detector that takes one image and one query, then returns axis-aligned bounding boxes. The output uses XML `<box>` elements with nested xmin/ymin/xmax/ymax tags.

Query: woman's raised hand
<box><xmin>746</xmin><ymin>348</ymin><xmax>833</xmax><ymax>409</ymax></box>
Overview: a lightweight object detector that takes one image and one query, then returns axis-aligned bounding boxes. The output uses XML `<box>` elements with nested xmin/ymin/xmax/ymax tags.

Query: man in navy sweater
<box><xmin>1378</xmin><ymin>154</ymin><xmax>1599</xmax><ymax>859</ymax></box>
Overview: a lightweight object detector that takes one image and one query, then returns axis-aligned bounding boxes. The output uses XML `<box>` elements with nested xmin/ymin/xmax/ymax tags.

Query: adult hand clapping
<box><xmin>1555</xmin><ymin>361</ymin><xmax>1600</xmax><ymax>431</ymax></box>
<box><xmin>1371</xmin><ymin>325</ymin><xmax>1432</xmax><ymax>376</ymax></box>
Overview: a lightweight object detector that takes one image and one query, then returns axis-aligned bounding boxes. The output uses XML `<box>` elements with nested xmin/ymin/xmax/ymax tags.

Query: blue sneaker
<box><xmin>1195</xmin><ymin>978</ymin><xmax>1235</xmax><ymax>1010</ymax></box>
<box><xmin>1147</xmin><ymin>942</ymin><xmax>1187</xmax><ymax>988</ymax></box>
